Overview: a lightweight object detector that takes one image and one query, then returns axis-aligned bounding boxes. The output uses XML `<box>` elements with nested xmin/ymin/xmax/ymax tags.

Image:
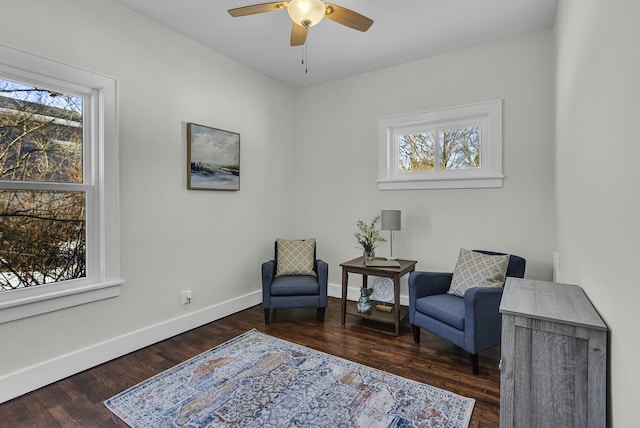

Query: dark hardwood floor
<box><xmin>0</xmin><ymin>297</ymin><xmax>501</xmax><ymax>427</ymax></box>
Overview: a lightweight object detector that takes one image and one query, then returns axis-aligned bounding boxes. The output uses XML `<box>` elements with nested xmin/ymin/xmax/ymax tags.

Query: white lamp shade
<box><xmin>381</xmin><ymin>210</ymin><xmax>401</xmax><ymax>231</ymax></box>
<box><xmin>287</xmin><ymin>0</ymin><xmax>326</xmax><ymax>27</ymax></box>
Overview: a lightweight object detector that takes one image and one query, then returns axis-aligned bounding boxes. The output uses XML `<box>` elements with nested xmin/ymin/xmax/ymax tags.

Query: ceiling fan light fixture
<box><xmin>287</xmin><ymin>0</ymin><xmax>326</xmax><ymax>27</ymax></box>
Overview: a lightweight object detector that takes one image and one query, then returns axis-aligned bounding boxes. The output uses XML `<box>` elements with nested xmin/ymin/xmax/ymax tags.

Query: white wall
<box><xmin>2</xmin><ymin>1</ymin><xmax>634</xmax><ymax>424</ymax></box>
<box><xmin>0</xmin><ymin>0</ymin><xmax>295</xmax><ymax>392</ymax></box>
<box><xmin>0</xmin><ymin>0</ymin><xmax>561</xmax><ymax>408</ymax></box>
<box><xmin>293</xmin><ymin>31</ymin><xmax>556</xmax><ymax>298</ymax></box>
<box><xmin>555</xmin><ymin>1</ymin><xmax>640</xmax><ymax>426</ymax></box>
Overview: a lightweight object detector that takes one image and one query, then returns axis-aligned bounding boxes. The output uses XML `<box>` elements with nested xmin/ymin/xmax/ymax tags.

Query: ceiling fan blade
<box><xmin>290</xmin><ymin>23</ymin><xmax>308</xmax><ymax>46</ymax></box>
<box><xmin>324</xmin><ymin>4</ymin><xmax>373</xmax><ymax>32</ymax></box>
<box><xmin>228</xmin><ymin>2</ymin><xmax>287</xmax><ymax>17</ymax></box>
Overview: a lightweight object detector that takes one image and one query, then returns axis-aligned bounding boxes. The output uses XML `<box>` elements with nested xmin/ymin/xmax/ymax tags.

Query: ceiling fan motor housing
<box><xmin>287</xmin><ymin>0</ymin><xmax>326</xmax><ymax>27</ymax></box>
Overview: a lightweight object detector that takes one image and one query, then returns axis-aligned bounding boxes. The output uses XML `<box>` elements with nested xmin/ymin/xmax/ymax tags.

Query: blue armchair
<box><xmin>409</xmin><ymin>250</ymin><xmax>526</xmax><ymax>374</ymax></box>
<box><xmin>261</xmin><ymin>240</ymin><xmax>328</xmax><ymax>324</ymax></box>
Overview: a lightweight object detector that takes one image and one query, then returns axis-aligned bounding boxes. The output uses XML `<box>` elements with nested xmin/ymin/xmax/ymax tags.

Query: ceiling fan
<box><xmin>228</xmin><ymin>0</ymin><xmax>374</xmax><ymax>46</ymax></box>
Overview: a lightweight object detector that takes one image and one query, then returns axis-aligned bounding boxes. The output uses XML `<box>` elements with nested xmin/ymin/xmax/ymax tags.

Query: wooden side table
<box><xmin>340</xmin><ymin>257</ymin><xmax>417</xmax><ymax>336</ymax></box>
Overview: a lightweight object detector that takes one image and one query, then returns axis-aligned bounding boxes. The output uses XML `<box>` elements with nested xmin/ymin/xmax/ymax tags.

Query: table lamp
<box><xmin>381</xmin><ymin>210</ymin><xmax>401</xmax><ymax>260</ymax></box>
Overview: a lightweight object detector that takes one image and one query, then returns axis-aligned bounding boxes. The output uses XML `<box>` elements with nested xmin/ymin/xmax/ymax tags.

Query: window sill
<box><xmin>378</xmin><ymin>175</ymin><xmax>504</xmax><ymax>190</ymax></box>
<box><xmin>0</xmin><ymin>279</ymin><xmax>124</xmax><ymax>324</ymax></box>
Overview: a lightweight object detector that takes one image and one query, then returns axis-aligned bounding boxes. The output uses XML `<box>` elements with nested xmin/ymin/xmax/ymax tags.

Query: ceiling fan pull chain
<box><xmin>300</xmin><ymin>41</ymin><xmax>308</xmax><ymax>74</ymax></box>
<box><xmin>305</xmin><ymin>37</ymin><xmax>309</xmax><ymax>74</ymax></box>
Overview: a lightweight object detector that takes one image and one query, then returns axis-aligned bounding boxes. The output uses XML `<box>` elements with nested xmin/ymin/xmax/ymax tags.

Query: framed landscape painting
<box><xmin>187</xmin><ymin>123</ymin><xmax>240</xmax><ymax>191</ymax></box>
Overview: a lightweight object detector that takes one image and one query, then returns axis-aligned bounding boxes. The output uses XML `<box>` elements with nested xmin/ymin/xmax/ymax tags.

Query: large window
<box><xmin>0</xmin><ymin>45</ymin><xmax>121</xmax><ymax>323</ymax></box>
<box><xmin>378</xmin><ymin>100</ymin><xmax>503</xmax><ymax>189</ymax></box>
<box><xmin>1</xmin><ymin>79</ymin><xmax>86</xmax><ymax>289</ymax></box>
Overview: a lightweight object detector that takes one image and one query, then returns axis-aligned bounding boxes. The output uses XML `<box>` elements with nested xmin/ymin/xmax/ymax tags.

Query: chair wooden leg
<box><xmin>471</xmin><ymin>353</ymin><xmax>479</xmax><ymax>375</ymax></box>
<box><xmin>264</xmin><ymin>308</ymin><xmax>270</xmax><ymax>324</ymax></box>
<box><xmin>317</xmin><ymin>308</ymin><xmax>326</xmax><ymax>322</ymax></box>
<box><xmin>412</xmin><ymin>325</ymin><xmax>420</xmax><ymax>343</ymax></box>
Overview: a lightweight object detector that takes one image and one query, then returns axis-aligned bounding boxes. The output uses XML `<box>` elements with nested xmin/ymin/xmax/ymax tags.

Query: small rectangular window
<box><xmin>398</xmin><ymin>126</ymin><xmax>481</xmax><ymax>173</ymax></box>
<box><xmin>379</xmin><ymin>101</ymin><xmax>503</xmax><ymax>190</ymax></box>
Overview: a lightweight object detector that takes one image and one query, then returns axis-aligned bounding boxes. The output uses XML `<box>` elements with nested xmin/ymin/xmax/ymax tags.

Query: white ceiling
<box><xmin>113</xmin><ymin>0</ymin><xmax>558</xmax><ymax>88</ymax></box>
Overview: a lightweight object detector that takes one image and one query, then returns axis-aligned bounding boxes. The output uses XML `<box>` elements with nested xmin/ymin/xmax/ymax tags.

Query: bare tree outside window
<box><xmin>399</xmin><ymin>133</ymin><xmax>435</xmax><ymax>172</ymax></box>
<box><xmin>398</xmin><ymin>126</ymin><xmax>480</xmax><ymax>173</ymax></box>
<box><xmin>441</xmin><ymin>127</ymin><xmax>480</xmax><ymax>170</ymax></box>
<box><xmin>0</xmin><ymin>78</ymin><xmax>86</xmax><ymax>291</ymax></box>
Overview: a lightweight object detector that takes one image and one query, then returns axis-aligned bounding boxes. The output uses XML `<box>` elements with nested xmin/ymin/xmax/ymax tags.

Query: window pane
<box><xmin>0</xmin><ymin>189</ymin><xmax>86</xmax><ymax>290</ymax></box>
<box><xmin>0</xmin><ymin>78</ymin><xmax>83</xmax><ymax>183</ymax></box>
<box><xmin>439</xmin><ymin>126</ymin><xmax>480</xmax><ymax>170</ymax></box>
<box><xmin>398</xmin><ymin>132</ymin><xmax>435</xmax><ymax>172</ymax></box>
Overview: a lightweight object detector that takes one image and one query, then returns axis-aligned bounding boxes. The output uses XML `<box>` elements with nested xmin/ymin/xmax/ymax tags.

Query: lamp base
<box><xmin>385</xmin><ymin>256</ymin><xmax>399</xmax><ymax>261</ymax></box>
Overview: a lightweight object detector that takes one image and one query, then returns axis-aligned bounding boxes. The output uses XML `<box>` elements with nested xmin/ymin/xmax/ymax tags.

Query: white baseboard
<box><xmin>0</xmin><ymin>290</ymin><xmax>262</xmax><ymax>404</ymax></box>
<box><xmin>1</xmin><ymin>285</ymin><xmax>408</xmax><ymax>404</ymax></box>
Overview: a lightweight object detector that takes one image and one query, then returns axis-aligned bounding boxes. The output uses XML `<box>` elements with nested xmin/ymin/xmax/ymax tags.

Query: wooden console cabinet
<box><xmin>499</xmin><ymin>278</ymin><xmax>607</xmax><ymax>427</ymax></box>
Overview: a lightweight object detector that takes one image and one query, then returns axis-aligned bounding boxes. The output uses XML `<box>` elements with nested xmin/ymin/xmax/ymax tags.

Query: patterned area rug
<box><xmin>105</xmin><ymin>329</ymin><xmax>474</xmax><ymax>427</ymax></box>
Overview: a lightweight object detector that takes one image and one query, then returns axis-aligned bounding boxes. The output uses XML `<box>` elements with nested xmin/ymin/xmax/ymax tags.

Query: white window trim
<box><xmin>0</xmin><ymin>44</ymin><xmax>123</xmax><ymax>323</ymax></box>
<box><xmin>378</xmin><ymin>100</ymin><xmax>504</xmax><ymax>190</ymax></box>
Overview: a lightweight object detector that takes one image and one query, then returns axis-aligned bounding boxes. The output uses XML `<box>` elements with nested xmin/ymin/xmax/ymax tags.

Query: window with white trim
<box><xmin>378</xmin><ymin>100</ymin><xmax>503</xmax><ymax>190</ymax></box>
<box><xmin>0</xmin><ymin>45</ymin><xmax>122</xmax><ymax>323</ymax></box>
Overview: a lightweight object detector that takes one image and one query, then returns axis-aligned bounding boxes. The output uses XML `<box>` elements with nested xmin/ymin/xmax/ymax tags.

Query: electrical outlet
<box><xmin>182</xmin><ymin>290</ymin><xmax>192</xmax><ymax>305</ymax></box>
<box><xmin>553</xmin><ymin>250</ymin><xmax>560</xmax><ymax>282</ymax></box>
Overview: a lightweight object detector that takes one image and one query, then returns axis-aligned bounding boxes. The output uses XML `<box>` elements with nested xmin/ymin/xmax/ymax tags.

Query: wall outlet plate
<box><xmin>181</xmin><ymin>290</ymin><xmax>192</xmax><ymax>305</ymax></box>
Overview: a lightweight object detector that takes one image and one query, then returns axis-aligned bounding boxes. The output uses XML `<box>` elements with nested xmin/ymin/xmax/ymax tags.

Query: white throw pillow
<box><xmin>447</xmin><ymin>248</ymin><xmax>510</xmax><ymax>297</ymax></box>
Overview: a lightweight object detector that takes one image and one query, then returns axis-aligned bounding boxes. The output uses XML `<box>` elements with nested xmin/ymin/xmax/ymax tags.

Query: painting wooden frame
<box><xmin>187</xmin><ymin>122</ymin><xmax>240</xmax><ymax>191</ymax></box>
